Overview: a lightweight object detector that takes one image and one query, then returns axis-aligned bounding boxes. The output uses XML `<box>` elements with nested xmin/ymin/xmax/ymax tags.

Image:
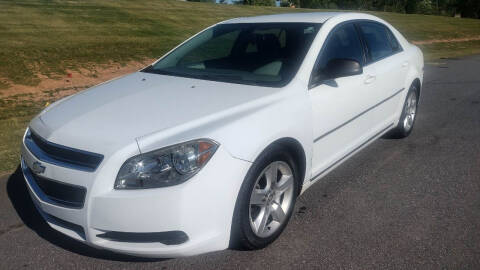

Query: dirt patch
<box><xmin>0</xmin><ymin>59</ymin><xmax>155</xmax><ymax>101</ymax></box>
<box><xmin>412</xmin><ymin>36</ymin><xmax>480</xmax><ymax>45</ymax></box>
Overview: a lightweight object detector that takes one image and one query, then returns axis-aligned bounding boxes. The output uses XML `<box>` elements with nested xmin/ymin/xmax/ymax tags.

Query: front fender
<box><xmin>218</xmin><ymin>87</ymin><xmax>312</xmax><ymax>164</ymax></box>
<box><xmin>135</xmin><ymin>80</ymin><xmax>313</xmax><ymax>183</ymax></box>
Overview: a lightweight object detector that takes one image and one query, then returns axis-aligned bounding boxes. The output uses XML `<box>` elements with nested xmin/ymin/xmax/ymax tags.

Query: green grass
<box><xmin>1</xmin><ymin>0</ymin><xmax>480</xmax><ymax>90</ymax></box>
<box><xmin>1</xmin><ymin>0</ymin><xmax>480</xmax><ymax>175</ymax></box>
<box><xmin>0</xmin><ymin>96</ymin><xmax>45</xmax><ymax>173</ymax></box>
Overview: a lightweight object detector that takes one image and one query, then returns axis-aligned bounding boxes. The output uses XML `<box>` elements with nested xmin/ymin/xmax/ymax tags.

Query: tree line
<box><xmin>189</xmin><ymin>0</ymin><xmax>480</xmax><ymax>19</ymax></box>
<box><xmin>287</xmin><ymin>0</ymin><xmax>480</xmax><ymax>18</ymax></box>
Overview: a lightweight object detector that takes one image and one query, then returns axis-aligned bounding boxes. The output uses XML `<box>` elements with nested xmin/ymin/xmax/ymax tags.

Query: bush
<box><xmin>417</xmin><ymin>0</ymin><xmax>434</xmax><ymax>14</ymax></box>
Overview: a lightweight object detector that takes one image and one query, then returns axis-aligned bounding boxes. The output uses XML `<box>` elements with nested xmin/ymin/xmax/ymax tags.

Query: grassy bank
<box><xmin>0</xmin><ymin>97</ymin><xmax>43</xmax><ymax>173</ymax></box>
<box><xmin>2</xmin><ymin>0</ymin><xmax>480</xmax><ymax>90</ymax></box>
<box><xmin>1</xmin><ymin>0</ymin><xmax>480</xmax><ymax>174</ymax></box>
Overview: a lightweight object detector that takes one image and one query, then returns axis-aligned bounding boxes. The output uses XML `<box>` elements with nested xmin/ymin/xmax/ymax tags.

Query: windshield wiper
<box><xmin>142</xmin><ymin>68</ymin><xmax>265</xmax><ymax>86</ymax></box>
<box><xmin>143</xmin><ymin>67</ymin><xmax>241</xmax><ymax>80</ymax></box>
<box><xmin>141</xmin><ymin>67</ymin><xmax>182</xmax><ymax>76</ymax></box>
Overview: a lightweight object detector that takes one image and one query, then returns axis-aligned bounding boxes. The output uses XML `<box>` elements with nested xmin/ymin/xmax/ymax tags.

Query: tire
<box><xmin>386</xmin><ymin>83</ymin><xmax>419</xmax><ymax>139</ymax></box>
<box><xmin>230</xmin><ymin>145</ymin><xmax>299</xmax><ymax>250</ymax></box>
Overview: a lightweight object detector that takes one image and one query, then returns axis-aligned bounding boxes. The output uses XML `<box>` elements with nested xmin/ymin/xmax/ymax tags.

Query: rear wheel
<box><xmin>387</xmin><ymin>84</ymin><xmax>419</xmax><ymax>138</ymax></box>
<box><xmin>231</xmin><ymin>146</ymin><xmax>298</xmax><ymax>250</ymax></box>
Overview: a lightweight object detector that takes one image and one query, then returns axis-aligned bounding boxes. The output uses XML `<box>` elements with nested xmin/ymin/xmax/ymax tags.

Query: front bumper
<box><xmin>21</xmin><ymin>141</ymin><xmax>250</xmax><ymax>258</ymax></box>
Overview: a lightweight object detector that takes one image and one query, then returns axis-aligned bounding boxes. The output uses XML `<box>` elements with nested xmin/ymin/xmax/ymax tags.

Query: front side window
<box><xmin>316</xmin><ymin>23</ymin><xmax>364</xmax><ymax>72</ymax></box>
<box><xmin>144</xmin><ymin>23</ymin><xmax>321</xmax><ymax>87</ymax></box>
<box><xmin>358</xmin><ymin>22</ymin><xmax>394</xmax><ymax>62</ymax></box>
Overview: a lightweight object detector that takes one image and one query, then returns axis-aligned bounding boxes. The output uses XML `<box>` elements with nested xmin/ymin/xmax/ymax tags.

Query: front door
<box><xmin>309</xmin><ymin>22</ymin><xmax>380</xmax><ymax>181</ymax></box>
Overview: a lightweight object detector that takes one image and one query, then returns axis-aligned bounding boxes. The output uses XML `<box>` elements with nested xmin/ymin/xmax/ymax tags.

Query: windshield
<box><xmin>144</xmin><ymin>23</ymin><xmax>321</xmax><ymax>87</ymax></box>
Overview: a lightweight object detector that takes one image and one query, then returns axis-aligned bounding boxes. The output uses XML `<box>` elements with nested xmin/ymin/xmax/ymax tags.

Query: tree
<box><xmin>456</xmin><ymin>0</ymin><xmax>480</xmax><ymax>18</ymax></box>
<box><xmin>405</xmin><ymin>0</ymin><xmax>417</xmax><ymax>13</ymax></box>
<box><xmin>236</xmin><ymin>0</ymin><xmax>480</xmax><ymax>19</ymax></box>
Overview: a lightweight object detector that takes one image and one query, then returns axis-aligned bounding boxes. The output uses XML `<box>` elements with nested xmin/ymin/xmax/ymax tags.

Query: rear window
<box><xmin>386</xmin><ymin>28</ymin><xmax>402</xmax><ymax>52</ymax></box>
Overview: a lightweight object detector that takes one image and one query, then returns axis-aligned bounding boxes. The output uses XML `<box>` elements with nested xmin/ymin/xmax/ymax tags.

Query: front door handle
<box><xmin>364</xmin><ymin>75</ymin><xmax>376</xmax><ymax>84</ymax></box>
<box><xmin>402</xmin><ymin>61</ymin><xmax>409</xmax><ymax>67</ymax></box>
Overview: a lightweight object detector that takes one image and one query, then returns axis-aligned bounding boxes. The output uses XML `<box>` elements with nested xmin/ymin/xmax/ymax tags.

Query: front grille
<box><xmin>32</xmin><ymin>173</ymin><xmax>86</xmax><ymax>208</ymax></box>
<box><xmin>25</xmin><ymin>129</ymin><xmax>104</xmax><ymax>171</ymax></box>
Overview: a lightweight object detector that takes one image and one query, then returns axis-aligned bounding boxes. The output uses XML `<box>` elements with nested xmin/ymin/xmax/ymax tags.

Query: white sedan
<box><xmin>20</xmin><ymin>12</ymin><xmax>423</xmax><ymax>257</ymax></box>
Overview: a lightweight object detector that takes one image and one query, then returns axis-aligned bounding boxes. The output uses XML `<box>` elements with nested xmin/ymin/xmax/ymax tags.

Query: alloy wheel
<box><xmin>403</xmin><ymin>90</ymin><xmax>417</xmax><ymax>132</ymax></box>
<box><xmin>249</xmin><ymin>161</ymin><xmax>295</xmax><ymax>238</ymax></box>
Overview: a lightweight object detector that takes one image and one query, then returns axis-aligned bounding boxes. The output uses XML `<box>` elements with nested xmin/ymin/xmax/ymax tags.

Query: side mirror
<box><xmin>324</xmin><ymin>58</ymin><xmax>362</xmax><ymax>79</ymax></box>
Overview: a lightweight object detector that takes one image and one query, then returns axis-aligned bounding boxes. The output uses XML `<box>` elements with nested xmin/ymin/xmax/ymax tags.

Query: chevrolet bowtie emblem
<box><xmin>31</xmin><ymin>161</ymin><xmax>46</xmax><ymax>174</ymax></box>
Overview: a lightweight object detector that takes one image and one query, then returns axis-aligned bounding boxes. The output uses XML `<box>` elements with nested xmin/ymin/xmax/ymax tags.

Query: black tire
<box><xmin>230</xmin><ymin>144</ymin><xmax>299</xmax><ymax>250</ymax></box>
<box><xmin>385</xmin><ymin>83</ymin><xmax>419</xmax><ymax>139</ymax></box>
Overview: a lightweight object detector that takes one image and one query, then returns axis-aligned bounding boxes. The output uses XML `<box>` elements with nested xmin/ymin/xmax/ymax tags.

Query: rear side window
<box><xmin>386</xmin><ymin>29</ymin><xmax>401</xmax><ymax>52</ymax></box>
<box><xmin>358</xmin><ymin>22</ymin><xmax>394</xmax><ymax>62</ymax></box>
<box><xmin>317</xmin><ymin>23</ymin><xmax>364</xmax><ymax>71</ymax></box>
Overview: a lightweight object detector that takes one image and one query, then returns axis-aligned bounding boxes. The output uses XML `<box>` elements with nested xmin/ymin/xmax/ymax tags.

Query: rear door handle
<box><xmin>402</xmin><ymin>61</ymin><xmax>409</xmax><ymax>67</ymax></box>
<box><xmin>364</xmin><ymin>75</ymin><xmax>376</xmax><ymax>84</ymax></box>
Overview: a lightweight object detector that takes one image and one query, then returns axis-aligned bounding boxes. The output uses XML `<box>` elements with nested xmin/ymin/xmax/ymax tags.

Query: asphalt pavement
<box><xmin>1</xmin><ymin>55</ymin><xmax>480</xmax><ymax>269</ymax></box>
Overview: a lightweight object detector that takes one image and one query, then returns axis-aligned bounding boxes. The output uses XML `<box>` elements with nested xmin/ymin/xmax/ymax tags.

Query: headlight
<box><xmin>114</xmin><ymin>139</ymin><xmax>218</xmax><ymax>189</ymax></box>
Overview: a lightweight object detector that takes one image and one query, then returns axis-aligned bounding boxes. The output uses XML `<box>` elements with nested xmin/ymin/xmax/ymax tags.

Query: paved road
<box><xmin>1</xmin><ymin>56</ymin><xmax>480</xmax><ymax>269</ymax></box>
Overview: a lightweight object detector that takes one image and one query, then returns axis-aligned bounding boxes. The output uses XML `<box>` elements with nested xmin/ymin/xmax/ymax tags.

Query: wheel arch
<box><xmin>396</xmin><ymin>68</ymin><xmax>423</xmax><ymax>120</ymax></box>
<box><xmin>229</xmin><ymin>136</ymin><xmax>307</xmax><ymax>249</ymax></box>
<box><xmin>412</xmin><ymin>77</ymin><xmax>421</xmax><ymax>99</ymax></box>
<box><xmin>260</xmin><ymin>137</ymin><xmax>307</xmax><ymax>196</ymax></box>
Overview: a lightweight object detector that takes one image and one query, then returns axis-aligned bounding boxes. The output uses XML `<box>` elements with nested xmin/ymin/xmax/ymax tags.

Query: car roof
<box><xmin>220</xmin><ymin>12</ymin><xmax>347</xmax><ymax>24</ymax></box>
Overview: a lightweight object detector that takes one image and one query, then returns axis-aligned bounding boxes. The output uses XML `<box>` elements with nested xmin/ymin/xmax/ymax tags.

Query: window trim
<box><xmin>308</xmin><ymin>21</ymin><xmax>367</xmax><ymax>89</ymax></box>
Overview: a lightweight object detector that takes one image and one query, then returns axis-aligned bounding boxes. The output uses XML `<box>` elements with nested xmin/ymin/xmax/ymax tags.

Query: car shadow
<box><xmin>6</xmin><ymin>165</ymin><xmax>167</xmax><ymax>262</ymax></box>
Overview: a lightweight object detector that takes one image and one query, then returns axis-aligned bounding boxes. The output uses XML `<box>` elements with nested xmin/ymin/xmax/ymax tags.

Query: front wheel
<box><xmin>230</xmin><ymin>146</ymin><xmax>298</xmax><ymax>250</ymax></box>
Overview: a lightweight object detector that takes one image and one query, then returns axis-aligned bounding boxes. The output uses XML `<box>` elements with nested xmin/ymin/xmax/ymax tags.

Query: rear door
<box><xmin>356</xmin><ymin>21</ymin><xmax>407</xmax><ymax>123</ymax></box>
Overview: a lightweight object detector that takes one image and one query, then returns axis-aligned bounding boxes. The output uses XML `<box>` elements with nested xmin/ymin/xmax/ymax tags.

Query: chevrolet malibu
<box><xmin>20</xmin><ymin>12</ymin><xmax>423</xmax><ymax>257</ymax></box>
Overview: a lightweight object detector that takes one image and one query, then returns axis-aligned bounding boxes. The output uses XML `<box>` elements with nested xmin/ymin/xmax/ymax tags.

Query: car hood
<box><xmin>30</xmin><ymin>72</ymin><xmax>279</xmax><ymax>156</ymax></box>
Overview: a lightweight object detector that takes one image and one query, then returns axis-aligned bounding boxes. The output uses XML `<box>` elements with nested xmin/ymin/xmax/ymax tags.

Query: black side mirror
<box><xmin>310</xmin><ymin>58</ymin><xmax>363</xmax><ymax>88</ymax></box>
<box><xmin>324</xmin><ymin>58</ymin><xmax>363</xmax><ymax>79</ymax></box>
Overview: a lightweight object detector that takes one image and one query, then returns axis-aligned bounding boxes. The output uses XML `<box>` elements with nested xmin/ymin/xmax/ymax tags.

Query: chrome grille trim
<box><xmin>24</xmin><ymin>129</ymin><xmax>104</xmax><ymax>172</ymax></box>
